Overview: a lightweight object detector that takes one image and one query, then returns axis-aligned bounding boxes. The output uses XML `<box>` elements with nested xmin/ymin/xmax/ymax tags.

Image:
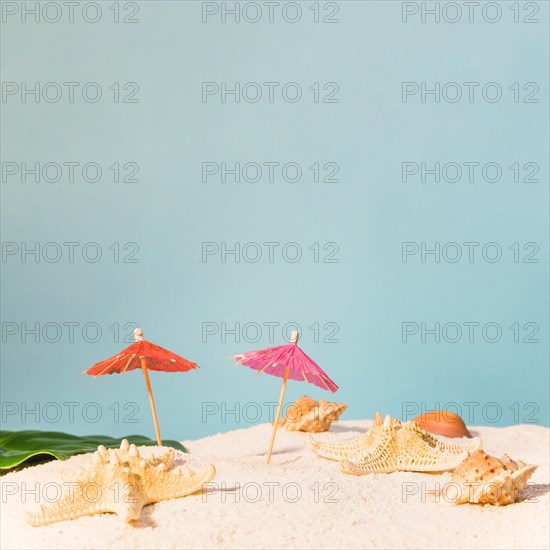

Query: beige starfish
<box><xmin>305</xmin><ymin>412</ymin><xmax>401</xmax><ymax>462</ymax></box>
<box><xmin>340</xmin><ymin>416</ymin><xmax>482</xmax><ymax>475</ymax></box>
<box><xmin>28</xmin><ymin>439</ymin><xmax>216</xmax><ymax>526</ymax></box>
<box><xmin>306</xmin><ymin>413</ymin><xmax>482</xmax><ymax>475</ymax></box>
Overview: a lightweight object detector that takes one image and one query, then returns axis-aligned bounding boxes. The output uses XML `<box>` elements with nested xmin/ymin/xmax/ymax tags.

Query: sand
<box><xmin>1</xmin><ymin>420</ymin><xmax>549</xmax><ymax>550</ymax></box>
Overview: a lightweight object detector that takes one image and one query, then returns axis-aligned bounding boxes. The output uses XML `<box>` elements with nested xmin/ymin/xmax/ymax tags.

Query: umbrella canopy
<box><xmin>85</xmin><ymin>328</ymin><xmax>199</xmax><ymax>446</ymax></box>
<box><xmin>233</xmin><ymin>342</ymin><xmax>338</xmax><ymax>393</ymax></box>
<box><xmin>231</xmin><ymin>331</ymin><xmax>338</xmax><ymax>463</ymax></box>
<box><xmin>86</xmin><ymin>330</ymin><xmax>199</xmax><ymax>377</ymax></box>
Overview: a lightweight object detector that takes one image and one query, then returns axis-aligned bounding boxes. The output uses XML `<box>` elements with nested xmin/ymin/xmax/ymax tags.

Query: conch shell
<box><xmin>279</xmin><ymin>396</ymin><xmax>347</xmax><ymax>432</ymax></box>
<box><xmin>445</xmin><ymin>450</ymin><xmax>537</xmax><ymax>505</ymax></box>
<box><xmin>413</xmin><ymin>410</ymin><xmax>472</xmax><ymax>438</ymax></box>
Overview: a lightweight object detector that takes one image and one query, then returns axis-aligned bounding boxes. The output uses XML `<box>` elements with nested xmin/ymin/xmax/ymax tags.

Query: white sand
<box><xmin>1</xmin><ymin>420</ymin><xmax>549</xmax><ymax>550</ymax></box>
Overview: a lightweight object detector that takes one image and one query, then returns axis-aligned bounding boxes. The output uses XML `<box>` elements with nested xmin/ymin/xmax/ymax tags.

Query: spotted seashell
<box><xmin>447</xmin><ymin>450</ymin><xmax>537</xmax><ymax>505</ymax></box>
<box><xmin>279</xmin><ymin>396</ymin><xmax>347</xmax><ymax>432</ymax></box>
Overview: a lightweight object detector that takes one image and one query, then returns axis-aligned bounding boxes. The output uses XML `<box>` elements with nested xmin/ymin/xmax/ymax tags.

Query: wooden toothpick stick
<box><xmin>140</xmin><ymin>357</ymin><xmax>162</xmax><ymax>446</ymax></box>
<box><xmin>266</xmin><ymin>331</ymin><xmax>299</xmax><ymax>464</ymax></box>
<box><xmin>266</xmin><ymin>366</ymin><xmax>289</xmax><ymax>464</ymax></box>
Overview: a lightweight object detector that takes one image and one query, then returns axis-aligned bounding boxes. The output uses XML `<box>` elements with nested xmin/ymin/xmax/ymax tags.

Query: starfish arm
<box><xmin>144</xmin><ymin>464</ymin><xmax>216</xmax><ymax>504</ymax></box>
<box><xmin>407</xmin><ymin>422</ymin><xmax>483</xmax><ymax>456</ymax></box>
<box><xmin>304</xmin><ymin>413</ymin><xmax>390</xmax><ymax>461</ymax></box>
<box><xmin>305</xmin><ymin>433</ymin><xmax>376</xmax><ymax>462</ymax></box>
<box><xmin>340</xmin><ymin>427</ymin><xmax>398</xmax><ymax>475</ymax></box>
<box><xmin>437</xmin><ymin>437</ymin><xmax>483</xmax><ymax>456</ymax></box>
<box><xmin>396</xmin><ymin>427</ymin><xmax>472</xmax><ymax>472</ymax></box>
<box><xmin>305</xmin><ymin>415</ymin><xmax>405</xmax><ymax>463</ymax></box>
<box><xmin>27</xmin><ymin>492</ymin><xmax>110</xmax><ymax>527</ymax></box>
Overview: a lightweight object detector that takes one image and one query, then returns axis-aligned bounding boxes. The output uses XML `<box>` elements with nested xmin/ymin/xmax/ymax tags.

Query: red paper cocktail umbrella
<box><xmin>85</xmin><ymin>327</ymin><xmax>199</xmax><ymax>445</ymax></box>
<box><xmin>230</xmin><ymin>331</ymin><xmax>338</xmax><ymax>463</ymax></box>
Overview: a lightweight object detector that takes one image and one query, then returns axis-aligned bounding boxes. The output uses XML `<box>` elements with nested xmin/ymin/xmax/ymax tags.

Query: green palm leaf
<box><xmin>0</xmin><ymin>430</ymin><xmax>187</xmax><ymax>471</ymax></box>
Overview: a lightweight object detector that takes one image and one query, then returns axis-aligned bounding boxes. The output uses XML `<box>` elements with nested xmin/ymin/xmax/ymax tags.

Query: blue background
<box><xmin>1</xmin><ymin>0</ymin><xmax>548</xmax><ymax>441</ymax></box>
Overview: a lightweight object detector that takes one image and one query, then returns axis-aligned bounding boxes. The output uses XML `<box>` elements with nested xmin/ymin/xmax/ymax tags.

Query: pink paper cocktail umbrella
<box><xmin>230</xmin><ymin>331</ymin><xmax>338</xmax><ymax>463</ymax></box>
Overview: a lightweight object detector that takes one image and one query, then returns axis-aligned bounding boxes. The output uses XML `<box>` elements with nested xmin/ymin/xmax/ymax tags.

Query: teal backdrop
<box><xmin>1</xmin><ymin>0</ymin><xmax>548</xmax><ymax>441</ymax></box>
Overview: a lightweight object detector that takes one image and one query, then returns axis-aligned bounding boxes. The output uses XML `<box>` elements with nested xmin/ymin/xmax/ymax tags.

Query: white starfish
<box><xmin>28</xmin><ymin>439</ymin><xmax>216</xmax><ymax>526</ymax></box>
<box><xmin>306</xmin><ymin>413</ymin><xmax>482</xmax><ymax>475</ymax></box>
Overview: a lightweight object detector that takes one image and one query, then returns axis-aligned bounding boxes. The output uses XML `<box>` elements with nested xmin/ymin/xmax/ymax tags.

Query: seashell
<box><xmin>279</xmin><ymin>395</ymin><xmax>347</xmax><ymax>432</ymax></box>
<box><xmin>446</xmin><ymin>450</ymin><xmax>537</xmax><ymax>505</ymax></box>
<box><xmin>413</xmin><ymin>410</ymin><xmax>472</xmax><ymax>438</ymax></box>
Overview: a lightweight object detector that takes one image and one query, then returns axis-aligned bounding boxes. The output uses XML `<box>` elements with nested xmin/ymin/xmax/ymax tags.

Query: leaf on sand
<box><xmin>0</xmin><ymin>430</ymin><xmax>187</xmax><ymax>471</ymax></box>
